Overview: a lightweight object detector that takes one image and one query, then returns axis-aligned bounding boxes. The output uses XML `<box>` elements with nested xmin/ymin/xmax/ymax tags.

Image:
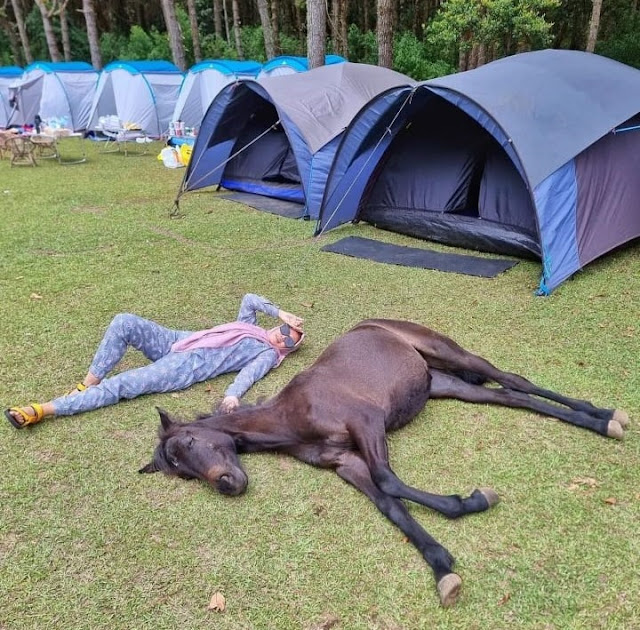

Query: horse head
<box><xmin>139</xmin><ymin>407</ymin><xmax>248</xmax><ymax>496</ymax></box>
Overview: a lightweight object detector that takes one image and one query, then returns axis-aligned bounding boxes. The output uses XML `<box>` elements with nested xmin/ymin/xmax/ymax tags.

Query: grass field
<box><xmin>1</xmin><ymin>139</ymin><xmax>638</xmax><ymax>630</ymax></box>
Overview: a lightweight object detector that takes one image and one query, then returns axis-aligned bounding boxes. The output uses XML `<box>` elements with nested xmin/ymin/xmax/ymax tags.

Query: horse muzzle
<box><xmin>214</xmin><ymin>469</ymin><xmax>248</xmax><ymax>496</ymax></box>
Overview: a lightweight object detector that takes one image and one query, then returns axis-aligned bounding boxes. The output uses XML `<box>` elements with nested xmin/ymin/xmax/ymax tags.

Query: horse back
<box><xmin>277</xmin><ymin>323</ymin><xmax>432</xmax><ymax>433</ymax></box>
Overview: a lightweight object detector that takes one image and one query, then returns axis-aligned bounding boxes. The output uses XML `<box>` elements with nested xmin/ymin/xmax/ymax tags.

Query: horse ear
<box><xmin>156</xmin><ymin>406</ymin><xmax>175</xmax><ymax>431</ymax></box>
<box><xmin>138</xmin><ymin>461</ymin><xmax>158</xmax><ymax>474</ymax></box>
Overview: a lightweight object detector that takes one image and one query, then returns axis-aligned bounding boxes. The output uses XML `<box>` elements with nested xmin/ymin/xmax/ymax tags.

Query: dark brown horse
<box><xmin>139</xmin><ymin>319</ymin><xmax>629</xmax><ymax>607</ymax></box>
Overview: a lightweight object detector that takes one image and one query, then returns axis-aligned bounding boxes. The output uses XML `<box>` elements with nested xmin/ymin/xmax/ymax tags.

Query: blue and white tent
<box><xmin>87</xmin><ymin>60</ymin><xmax>183</xmax><ymax>136</ymax></box>
<box><xmin>317</xmin><ymin>50</ymin><xmax>640</xmax><ymax>294</ymax></box>
<box><xmin>178</xmin><ymin>62</ymin><xmax>412</xmax><ymax>219</ymax></box>
<box><xmin>172</xmin><ymin>59</ymin><xmax>262</xmax><ymax>129</ymax></box>
<box><xmin>257</xmin><ymin>55</ymin><xmax>345</xmax><ymax>79</ymax></box>
<box><xmin>0</xmin><ymin>66</ymin><xmax>22</xmax><ymax>128</ymax></box>
<box><xmin>7</xmin><ymin>61</ymin><xmax>98</xmax><ymax>130</ymax></box>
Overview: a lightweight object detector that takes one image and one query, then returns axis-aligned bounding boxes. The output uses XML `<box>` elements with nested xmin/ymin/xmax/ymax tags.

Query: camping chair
<box><xmin>0</xmin><ymin>130</ymin><xmax>18</xmax><ymax>160</ymax></box>
<box><xmin>30</xmin><ymin>134</ymin><xmax>59</xmax><ymax>160</ymax></box>
<box><xmin>99</xmin><ymin>117</ymin><xmax>149</xmax><ymax>156</ymax></box>
<box><xmin>8</xmin><ymin>136</ymin><xmax>36</xmax><ymax>167</ymax></box>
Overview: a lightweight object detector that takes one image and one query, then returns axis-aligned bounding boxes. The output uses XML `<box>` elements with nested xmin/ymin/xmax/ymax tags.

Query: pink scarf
<box><xmin>170</xmin><ymin>321</ymin><xmax>302</xmax><ymax>366</ymax></box>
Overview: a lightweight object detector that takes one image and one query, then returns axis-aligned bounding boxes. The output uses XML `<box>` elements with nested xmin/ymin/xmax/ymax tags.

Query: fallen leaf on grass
<box><xmin>30</xmin><ymin>293</ymin><xmax>43</xmax><ymax>300</ymax></box>
<box><xmin>301</xmin><ymin>301</ymin><xmax>314</xmax><ymax>309</ymax></box>
<box><xmin>208</xmin><ymin>591</ymin><xmax>226</xmax><ymax>612</ymax></box>
<box><xmin>567</xmin><ymin>476</ymin><xmax>598</xmax><ymax>491</ymax></box>
<box><xmin>170</xmin><ymin>393</ymin><xmax>181</xmax><ymax>398</ymax></box>
<box><xmin>498</xmin><ymin>592</ymin><xmax>512</xmax><ymax>606</ymax></box>
<box><xmin>604</xmin><ymin>497</ymin><xmax>618</xmax><ymax>505</ymax></box>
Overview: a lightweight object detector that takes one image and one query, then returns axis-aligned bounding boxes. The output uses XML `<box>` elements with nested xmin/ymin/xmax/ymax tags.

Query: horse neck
<box><xmin>206</xmin><ymin>404</ymin><xmax>293</xmax><ymax>452</ymax></box>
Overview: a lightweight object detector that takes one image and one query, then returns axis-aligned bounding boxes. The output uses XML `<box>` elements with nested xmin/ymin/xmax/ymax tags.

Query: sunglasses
<box><xmin>279</xmin><ymin>324</ymin><xmax>297</xmax><ymax>348</ymax></box>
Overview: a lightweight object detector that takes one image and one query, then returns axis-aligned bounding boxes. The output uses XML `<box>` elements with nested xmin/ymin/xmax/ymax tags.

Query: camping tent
<box><xmin>6</xmin><ymin>61</ymin><xmax>98</xmax><ymax>131</ymax></box>
<box><xmin>172</xmin><ymin>59</ymin><xmax>262</xmax><ymax>129</ymax></box>
<box><xmin>0</xmin><ymin>66</ymin><xmax>22</xmax><ymax>128</ymax></box>
<box><xmin>257</xmin><ymin>55</ymin><xmax>346</xmax><ymax>78</ymax></box>
<box><xmin>87</xmin><ymin>60</ymin><xmax>183</xmax><ymax>136</ymax></box>
<box><xmin>178</xmin><ymin>62</ymin><xmax>413</xmax><ymax>219</ymax></box>
<box><xmin>316</xmin><ymin>50</ymin><xmax>640</xmax><ymax>294</ymax></box>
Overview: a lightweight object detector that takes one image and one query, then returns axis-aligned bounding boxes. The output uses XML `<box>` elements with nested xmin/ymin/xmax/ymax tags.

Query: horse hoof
<box><xmin>612</xmin><ymin>410</ymin><xmax>630</xmax><ymax>428</ymax></box>
<box><xmin>478</xmin><ymin>487</ymin><xmax>500</xmax><ymax>508</ymax></box>
<box><xmin>437</xmin><ymin>573</ymin><xmax>462</xmax><ymax>607</ymax></box>
<box><xmin>607</xmin><ymin>420</ymin><xmax>624</xmax><ymax>440</ymax></box>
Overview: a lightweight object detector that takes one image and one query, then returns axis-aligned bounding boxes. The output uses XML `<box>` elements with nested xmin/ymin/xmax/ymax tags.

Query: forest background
<box><xmin>1</xmin><ymin>0</ymin><xmax>639</xmax><ymax>82</ymax></box>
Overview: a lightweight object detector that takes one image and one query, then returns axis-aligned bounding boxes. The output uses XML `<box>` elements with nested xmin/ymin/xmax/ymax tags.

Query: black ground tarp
<box><xmin>321</xmin><ymin>236</ymin><xmax>518</xmax><ymax>277</ymax></box>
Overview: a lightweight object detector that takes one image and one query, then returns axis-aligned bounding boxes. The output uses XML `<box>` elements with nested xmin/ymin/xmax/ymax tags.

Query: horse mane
<box><xmin>194</xmin><ymin>397</ymin><xmax>268</xmax><ymax>422</ymax></box>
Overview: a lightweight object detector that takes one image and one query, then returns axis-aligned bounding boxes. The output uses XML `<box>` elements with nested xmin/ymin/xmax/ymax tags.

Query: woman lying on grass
<box><xmin>5</xmin><ymin>293</ymin><xmax>304</xmax><ymax>429</ymax></box>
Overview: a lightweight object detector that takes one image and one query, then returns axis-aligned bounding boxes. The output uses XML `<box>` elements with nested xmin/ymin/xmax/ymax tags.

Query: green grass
<box><xmin>1</xmin><ymin>139</ymin><xmax>638</xmax><ymax>630</ymax></box>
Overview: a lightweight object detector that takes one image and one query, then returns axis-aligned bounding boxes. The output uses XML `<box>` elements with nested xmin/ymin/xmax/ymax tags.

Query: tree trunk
<box><xmin>257</xmin><ymin>0</ymin><xmax>276</xmax><ymax>59</ymax></box>
<box><xmin>223</xmin><ymin>0</ymin><xmax>231</xmax><ymax>42</ymax></box>
<box><xmin>332</xmin><ymin>0</ymin><xmax>348</xmax><ymax>57</ymax></box>
<box><xmin>59</xmin><ymin>4</ymin><xmax>72</xmax><ymax>61</ymax></box>
<box><xmin>307</xmin><ymin>0</ymin><xmax>326</xmax><ymax>69</ymax></box>
<box><xmin>271</xmin><ymin>0</ymin><xmax>281</xmax><ymax>56</ymax></box>
<box><xmin>160</xmin><ymin>0</ymin><xmax>187</xmax><ymax>71</ymax></box>
<box><xmin>33</xmin><ymin>0</ymin><xmax>62</xmax><ymax>62</ymax></box>
<box><xmin>10</xmin><ymin>0</ymin><xmax>33</xmax><ymax>64</ymax></box>
<box><xmin>586</xmin><ymin>0</ymin><xmax>603</xmax><ymax>53</ymax></box>
<box><xmin>186</xmin><ymin>0</ymin><xmax>202</xmax><ymax>62</ymax></box>
<box><xmin>213</xmin><ymin>0</ymin><xmax>224</xmax><ymax>39</ymax></box>
<box><xmin>81</xmin><ymin>0</ymin><xmax>102</xmax><ymax>69</ymax></box>
<box><xmin>364</xmin><ymin>0</ymin><xmax>369</xmax><ymax>32</ymax></box>
<box><xmin>338</xmin><ymin>0</ymin><xmax>348</xmax><ymax>57</ymax></box>
<box><xmin>232</xmin><ymin>0</ymin><xmax>244</xmax><ymax>59</ymax></box>
<box><xmin>377</xmin><ymin>0</ymin><xmax>393</xmax><ymax>68</ymax></box>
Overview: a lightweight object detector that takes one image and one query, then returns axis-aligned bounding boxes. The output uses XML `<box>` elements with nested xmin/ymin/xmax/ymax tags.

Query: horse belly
<box><xmin>384</xmin><ymin>369</ymin><xmax>432</xmax><ymax>432</ymax></box>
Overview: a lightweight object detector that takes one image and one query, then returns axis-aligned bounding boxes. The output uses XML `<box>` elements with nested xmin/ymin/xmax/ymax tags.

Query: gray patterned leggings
<box><xmin>52</xmin><ymin>313</ymin><xmax>200</xmax><ymax>416</ymax></box>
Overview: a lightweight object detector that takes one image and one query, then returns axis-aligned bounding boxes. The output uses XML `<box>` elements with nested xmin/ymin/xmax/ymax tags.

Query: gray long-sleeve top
<box><xmin>222</xmin><ymin>293</ymin><xmax>281</xmax><ymax>398</ymax></box>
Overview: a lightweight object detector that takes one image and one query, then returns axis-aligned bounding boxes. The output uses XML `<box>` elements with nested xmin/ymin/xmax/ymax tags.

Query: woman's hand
<box><xmin>220</xmin><ymin>396</ymin><xmax>240</xmax><ymax>413</ymax></box>
<box><xmin>278</xmin><ymin>310</ymin><xmax>304</xmax><ymax>332</ymax></box>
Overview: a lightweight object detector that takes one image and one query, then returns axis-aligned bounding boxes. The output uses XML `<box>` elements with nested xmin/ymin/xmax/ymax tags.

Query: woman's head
<box><xmin>268</xmin><ymin>323</ymin><xmax>303</xmax><ymax>350</ymax></box>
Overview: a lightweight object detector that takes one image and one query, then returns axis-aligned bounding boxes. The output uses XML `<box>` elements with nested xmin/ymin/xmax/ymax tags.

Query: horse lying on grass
<box><xmin>139</xmin><ymin>319</ymin><xmax>630</xmax><ymax>607</ymax></box>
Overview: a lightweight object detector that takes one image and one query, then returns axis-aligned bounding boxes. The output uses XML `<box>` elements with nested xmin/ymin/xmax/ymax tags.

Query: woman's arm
<box><xmin>236</xmin><ymin>294</ymin><xmax>304</xmax><ymax>331</ymax></box>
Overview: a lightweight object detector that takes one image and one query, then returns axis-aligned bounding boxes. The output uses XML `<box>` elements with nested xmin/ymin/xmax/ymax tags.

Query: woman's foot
<box><xmin>4</xmin><ymin>404</ymin><xmax>46</xmax><ymax>429</ymax></box>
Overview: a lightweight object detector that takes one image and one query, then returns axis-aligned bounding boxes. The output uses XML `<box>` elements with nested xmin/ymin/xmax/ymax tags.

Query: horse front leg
<box><xmin>347</xmin><ymin>411</ymin><xmax>500</xmax><ymax>519</ymax></box>
<box><xmin>334</xmin><ymin>450</ymin><xmax>462</xmax><ymax>607</ymax></box>
<box><xmin>429</xmin><ymin>370</ymin><xmax>625</xmax><ymax>439</ymax></box>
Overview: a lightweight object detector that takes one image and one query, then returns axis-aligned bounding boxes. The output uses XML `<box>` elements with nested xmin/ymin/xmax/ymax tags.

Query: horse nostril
<box><xmin>216</xmin><ymin>472</ymin><xmax>247</xmax><ymax>496</ymax></box>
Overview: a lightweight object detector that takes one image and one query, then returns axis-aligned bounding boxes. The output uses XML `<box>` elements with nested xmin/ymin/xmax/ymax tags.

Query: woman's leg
<box><xmin>85</xmin><ymin>313</ymin><xmax>192</xmax><ymax>382</ymax></box>
<box><xmin>52</xmin><ymin>349</ymin><xmax>210</xmax><ymax>416</ymax></box>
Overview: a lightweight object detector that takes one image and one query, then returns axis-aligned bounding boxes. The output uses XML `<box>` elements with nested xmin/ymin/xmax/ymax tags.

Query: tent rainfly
<box><xmin>177</xmin><ymin>62</ymin><xmax>413</xmax><ymax>219</ymax></box>
<box><xmin>316</xmin><ymin>50</ymin><xmax>640</xmax><ymax>294</ymax></box>
<box><xmin>172</xmin><ymin>59</ymin><xmax>262</xmax><ymax>129</ymax></box>
<box><xmin>6</xmin><ymin>61</ymin><xmax>98</xmax><ymax>131</ymax></box>
<box><xmin>257</xmin><ymin>55</ymin><xmax>346</xmax><ymax>79</ymax></box>
<box><xmin>0</xmin><ymin>66</ymin><xmax>22</xmax><ymax>129</ymax></box>
<box><xmin>87</xmin><ymin>60</ymin><xmax>184</xmax><ymax>136</ymax></box>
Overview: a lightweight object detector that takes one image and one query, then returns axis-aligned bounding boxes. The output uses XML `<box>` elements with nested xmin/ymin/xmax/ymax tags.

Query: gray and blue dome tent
<box><xmin>172</xmin><ymin>59</ymin><xmax>262</xmax><ymax>129</ymax></box>
<box><xmin>0</xmin><ymin>66</ymin><xmax>22</xmax><ymax>128</ymax></box>
<box><xmin>257</xmin><ymin>55</ymin><xmax>345</xmax><ymax>78</ymax></box>
<box><xmin>175</xmin><ymin>62</ymin><xmax>412</xmax><ymax>219</ymax></box>
<box><xmin>316</xmin><ymin>50</ymin><xmax>640</xmax><ymax>294</ymax></box>
<box><xmin>87</xmin><ymin>60</ymin><xmax>183</xmax><ymax>136</ymax></box>
<box><xmin>7</xmin><ymin>61</ymin><xmax>98</xmax><ymax>130</ymax></box>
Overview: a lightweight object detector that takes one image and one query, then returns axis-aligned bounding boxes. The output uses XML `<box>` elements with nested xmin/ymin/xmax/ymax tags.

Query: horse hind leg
<box><xmin>429</xmin><ymin>370</ymin><xmax>624</xmax><ymax>439</ymax></box>
<box><xmin>414</xmin><ymin>329</ymin><xmax>629</xmax><ymax>427</ymax></box>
